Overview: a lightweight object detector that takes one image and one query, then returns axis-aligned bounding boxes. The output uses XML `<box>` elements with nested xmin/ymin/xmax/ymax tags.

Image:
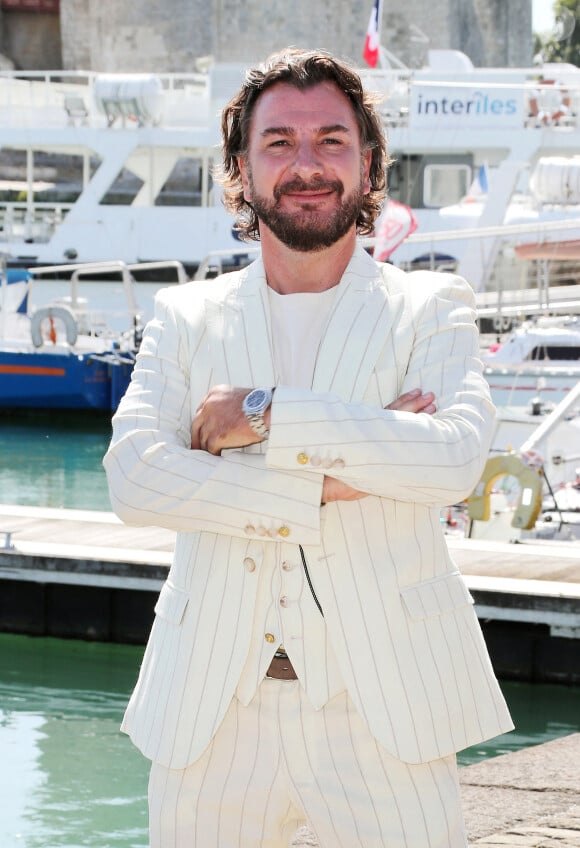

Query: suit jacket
<box><xmin>104</xmin><ymin>244</ymin><xmax>513</xmax><ymax>769</ymax></box>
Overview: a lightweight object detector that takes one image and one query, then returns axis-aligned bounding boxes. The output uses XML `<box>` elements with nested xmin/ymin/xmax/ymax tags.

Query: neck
<box><xmin>260</xmin><ymin>228</ymin><xmax>357</xmax><ymax>294</ymax></box>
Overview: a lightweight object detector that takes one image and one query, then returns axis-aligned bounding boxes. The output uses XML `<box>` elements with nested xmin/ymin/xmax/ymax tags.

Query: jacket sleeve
<box><xmin>266</xmin><ymin>274</ymin><xmax>494</xmax><ymax>506</ymax></box>
<box><xmin>103</xmin><ymin>287</ymin><xmax>323</xmax><ymax>543</ymax></box>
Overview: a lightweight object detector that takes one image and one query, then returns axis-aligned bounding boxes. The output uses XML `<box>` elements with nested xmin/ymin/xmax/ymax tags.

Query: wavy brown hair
<box><xmin>216</xmin><ymin>48</ymin><xmax>390</xmax><ymax>241</ymax></box>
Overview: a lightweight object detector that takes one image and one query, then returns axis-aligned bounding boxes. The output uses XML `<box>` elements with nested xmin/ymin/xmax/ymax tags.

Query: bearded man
<box><xmin>104</xmin><ymin>47</ymin><xmax>512</xmax><ymax>848</ymax></box>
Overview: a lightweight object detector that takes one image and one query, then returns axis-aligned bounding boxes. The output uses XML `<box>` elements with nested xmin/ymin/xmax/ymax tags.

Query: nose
<box><xmin>290</xmin><ymin>139</ymin><xmax>322</xmax><ymax>178</ymax></box>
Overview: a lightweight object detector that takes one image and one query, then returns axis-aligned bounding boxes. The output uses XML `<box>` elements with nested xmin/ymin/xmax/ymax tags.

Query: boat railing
<box><xmin>366</xmin><ymin>216</ymin><xmax>580</xmax><ymax>326</ymax></box>
<box><xmin>1</xmin><ymin>67</ymin><xmax>580</xmax><ymax>132</ymax></box>
<box><xmin>0</xmin><ymin>202</ymin><xmax>73</xmax><ymax>244</ymax></box>
<box><xmin>193</xmin><ymin>248</ymin><xmax>260</xmax><ymax>280</ymax></box>
<box><xmin>30</xmin><ymin>259</ymin><xmax>189</xmax><ymax>338</ymax></box>
<box><xmin>0</xmin><ymin>69</ymin><xmax>212</xmax><ymax>129</ymax></box>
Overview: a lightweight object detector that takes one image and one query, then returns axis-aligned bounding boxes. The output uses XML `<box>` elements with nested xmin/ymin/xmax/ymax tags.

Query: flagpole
<box><xmin>377</xmin><ymin>0</ymin><xmax>385</xmax><ymax>68</ymax></box>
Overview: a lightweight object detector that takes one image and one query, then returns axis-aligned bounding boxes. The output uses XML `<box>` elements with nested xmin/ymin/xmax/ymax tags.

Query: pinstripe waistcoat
<box><xmin>104</xmin><ymin>244</ymin><xmax>513</xmax><ymax>769</ymax></box>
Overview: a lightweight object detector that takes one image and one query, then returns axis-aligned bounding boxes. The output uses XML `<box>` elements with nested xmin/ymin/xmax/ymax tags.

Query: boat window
<box><xmin>423</xmin><ymin>164</ymin><xmax>471</xmax><ymax>208</ymax></box>
<box><xmin>100</xmin><ymin>167</ymin><xmax>145</xmax><ymax>205</ymax></box>
<box><xmin>387</xmin><ymin>154</ymin><xmax>422</xmax><ymax>206</ymax></box>
<box><xmin>154</xmin><ymin>156</ymin><xmax>207</xmax><ymax>207</ymax></box>
<box><xmin>528</xmin><ymin>346</ymin><xmax>580</xmax><ymax>361</ymax></box>
<box><xmin>99</xmin><ymin>149</ymin><xmax>212</xmax><ymax>207</ymax></box>
<box><xmin>0</xmin><ymin>148</ymin><xmax>99</xmax><ymax>204</ymax></box>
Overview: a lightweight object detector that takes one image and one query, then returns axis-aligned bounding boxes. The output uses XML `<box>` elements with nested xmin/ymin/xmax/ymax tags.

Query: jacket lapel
<box><xmin>204</xmin><ymin>258</ymin><xmax>276</xmax><ymax>388</ymax></box>
<box><xmin>204</xmin><ymin>246</ymin><xmax>403</xmax><ymax>400</ymax></box>
<box><xmin>312</xmin><ymin>245</ymin><xmax>403</xmax><ymax>401</ymax></box>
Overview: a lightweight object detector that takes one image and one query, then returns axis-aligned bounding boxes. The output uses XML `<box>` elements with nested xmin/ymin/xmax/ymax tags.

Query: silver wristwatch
<box><xmin>242</xmin><ymin>387</ymin><xmax>274</xmax><ymax>439</ymax></box>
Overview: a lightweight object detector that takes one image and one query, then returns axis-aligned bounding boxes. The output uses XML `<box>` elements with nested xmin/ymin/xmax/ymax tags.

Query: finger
<box><xmin>191</xmin><ymin>418</ymin><xmax>202</xmax><ymax>450</ymax></box>
<box><xmin>195</xmin><ymin>392</ymin><xmax>209</xmax><ymax>414</ymax></box>
<box><xmin>414</xmin><ymin>392</ymin><xmax>435</xmax><ymax>411</ymax></box>
<box><xmin>391</xmin><ymin>388</ymin><xmax>421</xmax><ymax>408</ymax></box>
<box><xmin>386</xmin><ymin>389</ymin><xmax>433</xmax><ymax>412</ymax></box>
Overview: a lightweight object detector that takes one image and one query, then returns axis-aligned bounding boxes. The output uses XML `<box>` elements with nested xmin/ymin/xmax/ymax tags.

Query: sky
<box><xmin>532</xmin><ymin>0</ymin><xmax>556</xmax><ymax>34</ymax></box>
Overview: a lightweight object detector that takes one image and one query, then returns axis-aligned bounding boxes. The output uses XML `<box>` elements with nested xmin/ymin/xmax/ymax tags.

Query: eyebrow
<box><xmin>260</xmin><ymin>123</ymin><xmax>352</xmax><ymax>138</ymax></box>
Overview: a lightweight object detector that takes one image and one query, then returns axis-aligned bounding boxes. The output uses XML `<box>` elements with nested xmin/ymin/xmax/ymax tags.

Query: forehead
<box><xmin>249</xmin><ymin>80</ymin><xmax>360</xmax><ymax>137</ymax></box>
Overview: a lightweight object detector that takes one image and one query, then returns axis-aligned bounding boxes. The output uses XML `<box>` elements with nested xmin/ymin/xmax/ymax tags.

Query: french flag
<box><xmin>464</xmin><ymin>163</ymin><xmax>489</xmax><ymax>203</ymax></box>
<box><xmin>363</xmin><ymin>0</ymin><xmax>380</xmax><ymax>68</ymax></box>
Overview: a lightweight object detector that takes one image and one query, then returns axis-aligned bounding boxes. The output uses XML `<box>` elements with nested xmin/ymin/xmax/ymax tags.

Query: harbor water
<box><xmin>1</xmin><ymin>633</ymin><xmax>580</xmax><ymax>848</ymax></box>
<box><xmin>0</xmin><ymin>411</ymin><xmax>113</xmax><ymax>512</ymax></box>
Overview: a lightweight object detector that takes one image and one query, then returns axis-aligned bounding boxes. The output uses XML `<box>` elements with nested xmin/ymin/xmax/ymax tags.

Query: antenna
<box><xmin>553</xmin><ymin>8</ymin><xmax>576</xmax><ymax>41</ymax></box>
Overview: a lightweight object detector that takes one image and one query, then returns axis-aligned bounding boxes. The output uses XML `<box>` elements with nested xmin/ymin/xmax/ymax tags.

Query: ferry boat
<box><xmin>0</xmin><ymin>50</ymin><xmax>579</xmax><ymax>293</ymax></box>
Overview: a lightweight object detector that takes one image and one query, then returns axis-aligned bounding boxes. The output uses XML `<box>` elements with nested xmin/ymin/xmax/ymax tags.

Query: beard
<box><xmin>248</xmin><ymin>173</ymin><xmax>365</xmax><ymax>252</ymax></box>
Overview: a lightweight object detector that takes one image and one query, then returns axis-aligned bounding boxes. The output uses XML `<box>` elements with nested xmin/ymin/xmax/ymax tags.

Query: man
<box><xmin>104</xmin><ymin>48</ymin><xmax>513</xmax><ymax>848</ymax></box>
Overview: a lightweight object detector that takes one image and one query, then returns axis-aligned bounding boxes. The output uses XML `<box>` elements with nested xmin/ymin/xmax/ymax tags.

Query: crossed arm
<box><xmin>191</xmin><ymin>386</ymin><xmax>436</xmax><ymax>503</ymax></box>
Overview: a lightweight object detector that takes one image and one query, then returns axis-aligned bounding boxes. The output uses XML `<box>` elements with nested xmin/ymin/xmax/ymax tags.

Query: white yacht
<box><xmin>1</xmin><ymin>50</ymin><xmax>579</xmax><ymax>288</ymax></box>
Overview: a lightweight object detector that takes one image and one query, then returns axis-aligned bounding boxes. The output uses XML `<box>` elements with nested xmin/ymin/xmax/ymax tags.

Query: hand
<box><xmin>191</xmin><ymin>385</ymin><xmax>263</xmax><ymax>455</ymax></box>
<box><xmin>322</xmin><ymin>476</ymin><xmax>368</xmax><ymax>504</ymax></box>
<box><xmin>386</xmin><ymin>388</ymin><xmax>436</xmax><ymax>415</ymax></box>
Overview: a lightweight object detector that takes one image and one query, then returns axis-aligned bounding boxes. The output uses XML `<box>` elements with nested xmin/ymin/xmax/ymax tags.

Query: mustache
<box><xmin>274</xmin><ymin>177</ymin><xmax>344</xmax><ymax>200</ymax></box>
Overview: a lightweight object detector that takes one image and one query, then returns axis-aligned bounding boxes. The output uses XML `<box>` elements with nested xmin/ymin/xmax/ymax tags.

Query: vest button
<box><xmin>264</xmin><ymin>633</ymin><xmax>276</xmax><ymax>643</ymax></box>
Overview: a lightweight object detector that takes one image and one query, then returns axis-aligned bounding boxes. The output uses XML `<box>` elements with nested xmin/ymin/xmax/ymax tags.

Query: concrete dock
<box><xmin>0</xmin><ymin>504</ymin><xmax>579</xmax><ymax>681</ymax></box>
<box><xmin>461</xmin><ymin>732</ymin><xmax>580</xmax><ymax>846</ymax></box>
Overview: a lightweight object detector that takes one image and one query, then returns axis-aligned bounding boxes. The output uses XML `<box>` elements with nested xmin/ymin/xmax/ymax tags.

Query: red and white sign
<box><xmin>374</xmin><ymin>199</ymin><xmax>418</xmax><ymax>261</ymax></box>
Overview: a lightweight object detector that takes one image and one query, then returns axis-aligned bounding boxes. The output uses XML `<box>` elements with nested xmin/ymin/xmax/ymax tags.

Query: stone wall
<box><xmin>4</xmin><ymin>0</ymin><xmax>534</xmax><ymax>73</ymax></box>
<box><xmin>0</xmin><ymin>9</ymin><xmax>61</xmax><ymax>69</ymax></box>
<box><xmin>380</xmin><ymin>0</ymin><xmax>533</xmax><ymax>68</ymax></box>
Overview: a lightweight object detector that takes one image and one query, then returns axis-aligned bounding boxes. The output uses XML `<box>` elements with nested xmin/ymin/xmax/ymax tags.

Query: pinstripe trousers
<box><xmin>148</xmin><ymin>680</ymin><xmax>468</xmax><ymax>848</ymax></box>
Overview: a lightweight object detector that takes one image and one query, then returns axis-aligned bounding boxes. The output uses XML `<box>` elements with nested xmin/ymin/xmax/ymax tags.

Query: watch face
<box><xmin>246</xmin><ymin>389</ymin><xmax>268</xmax><ymax>412</ymax></box>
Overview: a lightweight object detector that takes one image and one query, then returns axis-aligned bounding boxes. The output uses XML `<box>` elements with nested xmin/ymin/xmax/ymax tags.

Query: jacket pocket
<box><xmin>400</xmin><ymin>571</ymin><xmax>474</xmax><ymax>620</ymax></box>
<box><xmin>154</xmin><ymin>581</ymin><xmax>190</xmax><ymax>625</ymax></box>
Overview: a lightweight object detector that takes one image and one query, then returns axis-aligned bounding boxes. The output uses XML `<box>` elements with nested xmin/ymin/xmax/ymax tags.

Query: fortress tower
<box><xmin>58</xmin><ymin>0</ymin><xmax>533</xmax><ymax>73</ymax></box>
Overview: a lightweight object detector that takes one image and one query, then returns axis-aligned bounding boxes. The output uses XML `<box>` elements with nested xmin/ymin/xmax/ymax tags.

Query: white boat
<box><xmin>1</xmin><ymin>51</ymin><xmax>580</xmax><ymax>290</ymax></box>
<box><xmin>363</xmin><ymin>52</ymin><xmax>580</xmax><ymax>295</ymax></box>
<box><xmin>0</xmin><ymin>66</ymin><xmax>248</xmax><ymax>273</ymax></box>
<box><xmin>0</xmin><ymin>259</ymin><xmax>186</xmax><ymax>411</ymax></box>
<box><xmin>482</xmin><ymin>315</ymin><xmax>580</xmax><ymax>407</ymax></box>
<box><xmin>447</xmin><ymin>380</ymin><xmax>580</xmax><ymax>544</ymax></box>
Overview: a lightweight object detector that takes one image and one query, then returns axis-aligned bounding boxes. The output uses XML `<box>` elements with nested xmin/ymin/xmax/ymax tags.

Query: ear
<box><xmin>238</xmin><ymin>156</ymin><xmax>252</xmax><ymax>202</ymax></box>
<box><xmin>362</xmin><ymin>148</ymin><xmax>372</xmax><ymax>195</ymax></box>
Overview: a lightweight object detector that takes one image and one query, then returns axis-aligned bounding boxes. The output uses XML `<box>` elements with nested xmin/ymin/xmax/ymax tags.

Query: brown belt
<box><xmin>266</xmin><ymin>651</ymin><xmax>298</xmax><ymax>681</ymax></box>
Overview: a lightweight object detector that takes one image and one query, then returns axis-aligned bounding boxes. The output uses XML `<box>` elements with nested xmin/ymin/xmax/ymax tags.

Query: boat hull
<box><xmin>0</xmin><ymin>350</ymin><xmax>134</xmax><ymax>411</ymax></box>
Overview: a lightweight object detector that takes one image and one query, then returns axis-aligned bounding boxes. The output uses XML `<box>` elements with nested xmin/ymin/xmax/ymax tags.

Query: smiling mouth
<box><xmin>284</xmin><ymin>190</ymin><xmax>333</xmax><ymax>202</ymax></box>
<box><xmin>275</xmin><ymin>179</ymin><xmax>343</xmax><ymax>202</ymax></box>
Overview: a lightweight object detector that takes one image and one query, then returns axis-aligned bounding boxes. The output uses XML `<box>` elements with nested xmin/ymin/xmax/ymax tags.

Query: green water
<box><xmin>0</xmin><ymin>635</ymin><xmax>148</xmax><ymax>848</ymax></box>
<box><xmin>1</xmin><ymin>634</ymin><xmax>580</xmax><ymax>848</ymax></box>
<box><xmin>0</xmin><ymin>412</ymin><xmax>113</xmax><ymax>511</ymax></box>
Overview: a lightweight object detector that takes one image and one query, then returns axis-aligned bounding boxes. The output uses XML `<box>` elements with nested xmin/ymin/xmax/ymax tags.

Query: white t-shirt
<box><xmin>236</xmin><ymin>286</ymin><xmax>346</xmax><ymax>708</ymax></box>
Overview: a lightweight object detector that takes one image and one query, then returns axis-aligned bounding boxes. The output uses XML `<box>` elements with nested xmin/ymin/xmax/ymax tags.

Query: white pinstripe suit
<box><xmin>104</xmin><ymin>245</ymin><xmax>512</xmax><ymax>778</ymax></box>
